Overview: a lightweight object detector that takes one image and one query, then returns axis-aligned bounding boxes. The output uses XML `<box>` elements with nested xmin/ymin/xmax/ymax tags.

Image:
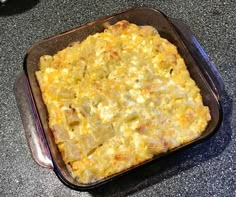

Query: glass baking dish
<box><xmin>14</xmin><ymin>7</ymin><xmax>224</xmax><ymax>190</ymax></box>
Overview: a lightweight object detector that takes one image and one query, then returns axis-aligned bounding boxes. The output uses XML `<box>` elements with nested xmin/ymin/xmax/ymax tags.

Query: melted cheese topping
<box><xmin>36</xmin><ymin>20</ymin><xmax>211</xmax><ymax>183</ymax></box>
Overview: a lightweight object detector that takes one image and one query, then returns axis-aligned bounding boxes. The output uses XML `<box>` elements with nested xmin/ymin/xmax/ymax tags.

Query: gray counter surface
<box><xmin>0</xmin><ymin>0</ymin><xmax>235</xmax><ymax>196</ymax></box>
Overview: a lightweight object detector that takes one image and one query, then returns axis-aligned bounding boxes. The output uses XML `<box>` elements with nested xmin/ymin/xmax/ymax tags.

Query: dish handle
<box><xmin>14</xmin><ymin>73</ymin><xmax>53</xmax><ymax>169</ymax></box>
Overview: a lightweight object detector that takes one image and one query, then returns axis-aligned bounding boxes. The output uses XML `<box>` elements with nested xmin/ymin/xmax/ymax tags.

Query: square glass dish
<box><xmin>15</xmin><ymin>7</ymin><xmax>223</xmax><ymax>190</ymax></box>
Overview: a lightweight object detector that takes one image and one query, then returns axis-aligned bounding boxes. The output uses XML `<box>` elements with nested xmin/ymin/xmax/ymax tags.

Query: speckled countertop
<box><xmin>0</xmin><ymin>0</ymin><xmax>235</xmax><ymax>196</ymax></box>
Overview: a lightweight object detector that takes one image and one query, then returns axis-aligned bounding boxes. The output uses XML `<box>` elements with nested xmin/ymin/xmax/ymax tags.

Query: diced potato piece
<box><xmin>165</xmin><ymin>54</ymin><xmax>177</xmax><ymax>64</ymax></box>
<box><xmin>71</xmin><ymin>63</ymin><xmax>86</xmax><ymax>81</ymax></box>
<box><xmin>135</xmin><ymin>122</ymin><xmax>152</xmax><ymax>135</ymax></box>
<box><xmin>124</xmin><ymin>112</ymin><xmax>139</xmax><ymax>122</ymax></box>
<box><xmin>51</xmin><ymin>124</ymin><xmax>69</xmax><ymax>143</ymax></box>
<box><xmin>64</xmin><ymin>108</ymin><xmax>80</xmax><ymax>126</ymax></box>
<box><xmin>39</xmin><ymin>55</ymin><xmax>53</xmax><ymax>71</ymax></box>
<box><xmin>162</xmin><ymin>136</ymin><xmax>180</xmax><ymax>149</ymax></box>
<box><xmin>112</xmin><ymin>20</ymin><xmax>130</xmax><ymax>30</ymax></box>
<box><xmin>146</xmin><ymin>138</ymin><xmax>168</xmax><ymax>155</ymax></box>
<box><xmin>77</xmin><ymin>134</ymin><xmax>97</xmax><ymax>155</ymax></box>
<box><xmin>58</xmin><ymin>88</ymin><xmax>75</xmax><ymax>99</ymax></box>
<box><xmin>79</xmin><ymin>97</ymin><xmax>91</xmax><ymax>117</ymax></box>
<box><xmin>81</xmin><ymin>169</ymin><xmax>97</xmax><ymax>183</ymax></box>
<box><xmin>114</xmin><ymin>153</ymin><xmax>129</xmax><ymax>161</ymax></box>
<box><xmin>113</xmin><ymin>150</ymin><xmax>135</xmax><ymax>172</ymax></box>
<box><xmin>140</xmin><ymin>25</ymin><xmax>157</xmax><ymax>36</ymax></box>
<box><xmin>63</xmin><ymin>142</ymin><xmax>81</xmax><ymax>162</ymax></box>
<box><xmin>92</xmin><ymin>123</ymin><xmax>115</xmax><ymax>144</ymax></box>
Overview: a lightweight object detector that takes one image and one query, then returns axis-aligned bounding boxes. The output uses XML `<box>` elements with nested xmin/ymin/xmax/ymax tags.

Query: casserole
<box><xmin>17</xmin><ymin>7</ymin><xmax>223</xmax><ymax>190</ymax></box>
